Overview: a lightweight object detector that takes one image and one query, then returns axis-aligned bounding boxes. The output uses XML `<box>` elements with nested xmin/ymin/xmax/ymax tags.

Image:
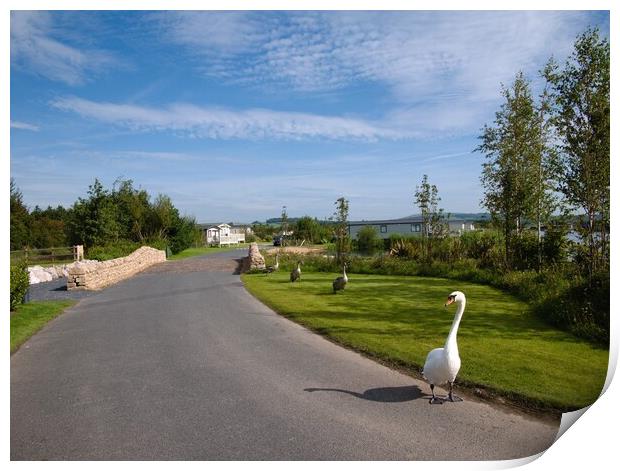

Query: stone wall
<box><xmin>67</xmin><ymin>246</ymin><xmax>166</xmax><ymax>290</ymax></box>
<box><xmin>243</xmin><ymin>242</ymin><xmax>266</xmax><ymax>272</ymax></box>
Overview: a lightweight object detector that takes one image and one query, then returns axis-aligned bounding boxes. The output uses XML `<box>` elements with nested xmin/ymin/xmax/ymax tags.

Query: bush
<box><xmin>537</xmin><ymin>271</ymin><xmax>609</xmax><ymax>344</ymax></box>
<box><xmin>87</xmin><ymin>240</ymin><xmax>141</xmax><ymax>261</ymax></box>
<box><xmin>10</xmin><ymin>262</ymin><xmax>30</xmax><ymax>311</ymax></box>
<box><xmin>355</xmin><ymin>226</ymin><xmax>384</xmax><ymax>255</ymax></box>
<box><xmin>87</xmin><ymin>239</ymin><xmax>168</xmax><ymax>261</ymax></box>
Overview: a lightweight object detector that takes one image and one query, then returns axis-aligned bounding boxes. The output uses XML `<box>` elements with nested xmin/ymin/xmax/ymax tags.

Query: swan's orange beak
<box><xmin>444</xmin><ymin>296</ymin><xmax>455</xmax><ymax>307</ymax></box>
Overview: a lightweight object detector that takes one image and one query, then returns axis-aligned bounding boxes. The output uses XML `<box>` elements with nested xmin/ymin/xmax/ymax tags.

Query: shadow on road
<box><xmin>304</xmin><ymin>385</ymin><xmax>423</xmax><ymax>403</ymax></box>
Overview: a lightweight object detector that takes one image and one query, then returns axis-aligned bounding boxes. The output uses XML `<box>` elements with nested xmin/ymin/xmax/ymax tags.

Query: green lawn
<box><xmin>168</xmin><ymin>244</ymin><xmax>249</xmax><ymax>260</ymax></box>
<box><xmin>242</xmin><ymin>271</ymin><xmax>608</xmax><ymax>411</ymax></box>
<box><xmin>10</xmin><ymin>300</ymin><xmax>77</xmax><ymax>354</ymax></box>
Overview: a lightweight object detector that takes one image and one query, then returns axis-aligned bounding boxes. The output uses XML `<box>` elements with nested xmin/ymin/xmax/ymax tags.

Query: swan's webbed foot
<box><xmin>428</xmin><ymin>384</ymin><xmax>444</xmax><ymax>404</ymax></box>
<box><xmin>448</xmin><ymin>382</ymin><xmax>463</xmax><ymax>402</ymax></box>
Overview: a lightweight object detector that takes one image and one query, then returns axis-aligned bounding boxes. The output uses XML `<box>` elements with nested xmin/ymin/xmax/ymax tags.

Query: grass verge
<box><xmin>168</xmin><ymin>244</ymin><xmax>249</xmax><ymax>260</ymax></box>
<box><xmin>10</xmin><ymin>300</ymin><xmax>77</xmax><ymax>354</ymax></box>
<box><xmin>242</xmin><ymin>271</ymin><xmax>608</xmax><ymax>412</ymax></box>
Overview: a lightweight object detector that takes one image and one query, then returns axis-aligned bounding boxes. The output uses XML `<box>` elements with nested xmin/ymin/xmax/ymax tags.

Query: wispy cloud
<box><xmin>11</xmin><ymin>11</ymin><xmax>119</xmax><ymax>85</ymax></box>
<box><xmin>51</xmin><ymin>96</ymin><xmax>404</xmax><ymax>141</ymax></box>
<box><xmin>11</xmin><ymin>120</ymin><xmax>39</xmax><ymax>131</ymax></box>
<box><xmin>153</xmin><ymin>11</ymin><xmax>598</xmax><ymax>136</ymax></box>
<box><xmin>158</xmin><ymin>11</ymin><xmax>592</xmax><ymax>99</ymax></box>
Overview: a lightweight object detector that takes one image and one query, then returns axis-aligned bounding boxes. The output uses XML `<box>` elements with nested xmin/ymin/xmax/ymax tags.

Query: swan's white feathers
<box><xmin>423</xmin><ymin>291</ymin><xmax>466</xmax><ymax>388</ymax></box>
<box><xmin>423</xmin><ymin>347</ymin><xmax>461</xmax><ymax>385</ymax></box>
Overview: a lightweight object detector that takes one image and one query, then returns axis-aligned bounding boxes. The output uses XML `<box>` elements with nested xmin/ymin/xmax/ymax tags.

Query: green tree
<box><xmin>112</xmin><ymin>179</ymin><xmax>151</xmax><ymax>241</ymax></box>
<box><xmin>149</xmin><ymin>194</ymin><xmax>177</xmax><ymax>240</ymax></box>
<box><xmin>251</xmin><ymin>223</ymin><xmax>276</xmax><ymax>241</ymax></box>
<box><xmin>356</xmin><ymin>225</ymin><xmax>383</xmax><ymax>254</ymax></box>
<box><xmin>10</xmin><ymin>179</ymin><xmax>31</xmax><ymax>250</ymax></box>
<box><xmin>169</xmin><ymin>215</ymin><xmax>201</xmax><ymax>253</ymax></box>
<box><xmin>543</xmin><ymin>28</ymin><xmax>610</xmax><ymax>280</ymax></box>
<box><xmin>294</xmin><ymin>216</ymin><xmax>324</xmax><ymax>244</ymax></box>
<box><xmin>414</xmin><ymin>174</ymin><xmax>447</xmax><ymax>262</ymax></box>
<box><xmin>332</xmin><ymin>197</ymin><xmax>350</xmax><ymax>263</ymax></box>
<box><xmin>68</xmin><ymin>179</ymin><xmax>120</xmax><ymax>247</ymax></box>
<box><xmin>476</xmin><ymin>73</ymin><xmax>547</xmax><ymax>269</ymax></box>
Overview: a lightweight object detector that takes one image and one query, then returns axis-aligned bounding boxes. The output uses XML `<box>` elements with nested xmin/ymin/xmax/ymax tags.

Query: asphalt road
<box><xmin>11</xmin><ymin>250</ymin><xmax>560</xmax><ymax>460</ymax></box>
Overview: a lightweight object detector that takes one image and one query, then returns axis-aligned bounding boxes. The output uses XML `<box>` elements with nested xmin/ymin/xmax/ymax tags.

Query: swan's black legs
<box><xmin>429</xmin><ymin>384</ymin><xmax>444</xmax><ymax>404</ymax></box>
<box><xmin>448</xmin><ymin>382</ymin><xmax>463</xmax><ymax>402</ymax></box>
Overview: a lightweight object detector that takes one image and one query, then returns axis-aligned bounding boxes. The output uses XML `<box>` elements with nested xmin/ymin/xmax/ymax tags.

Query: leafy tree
<box><xmin>531</xmin><ymin>85</ymin><xmax>559</xmax><ymax>270</ymax></box>
<box><xmin>356</xmin><ymin>225</ymin><xmax>383</xmax><ymax>254</ymax></box>
<box><xmin>10</xmin><ymin>179</ymin><xmax>30</xmax><ymax>250</ymax></box>
<box><xmin>332</xmin><ymin>197</ymin><xmax>350</xmax><ymax>263</ymax></box>
<box><xmin>68</xmin><ymin>179</ymin><xmax>120</xmax><ymax>247</ymax></box>
<box><xmin>112</xmin><ymin>179</ymin><xmax>151</xmax><ymax>241</ymax></box>
<box><xmin>169</xmin><ymin>215</ymin><xmax>201</xmax><ymax>253</ymax></box>
<box><xmin>543</xmin><ymin>28</ymin><xmax>610</xmax><ymax>280</ymax></box>
<box><xmin>251</xmin><ymin>223</ymin><xmax>276</xmax><ymax>241</ymax></box>
<box><xmin>149</xmin><ymin>194</ymin><xmax>177</xmax><ymax>240</ymax></box>
<box><xmin>414</xmin><ymin>174</ymin><xmax>448</xmax><ymax>262</ymax></box>
<box><xmin>476</xmin><ymin>72</ymin><xmax>550</xmax><ymax>269</ymax></box>
<box><xmin>294</xmin><ymin>216</ymin><xmax>325</xmax><ymax>244</ymax></box>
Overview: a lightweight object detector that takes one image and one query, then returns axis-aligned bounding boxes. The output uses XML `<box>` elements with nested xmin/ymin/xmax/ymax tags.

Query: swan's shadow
<box><xmin>304</xmin><ymin>385</ymin><xmax>423</xmax><ymax>403</ymax></box>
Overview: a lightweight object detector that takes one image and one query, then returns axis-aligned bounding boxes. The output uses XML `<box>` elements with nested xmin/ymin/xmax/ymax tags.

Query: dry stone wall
<box><xmin>67</xmin><ymin>246</ymin><xmax>166</xmax><ymax>290</ymax></box>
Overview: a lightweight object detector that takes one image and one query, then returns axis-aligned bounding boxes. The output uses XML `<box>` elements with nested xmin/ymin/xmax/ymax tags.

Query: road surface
<box><xmin>11</xmin><ymin>250</ymin><xmax>559</xmax><ymax>460</ymax></box>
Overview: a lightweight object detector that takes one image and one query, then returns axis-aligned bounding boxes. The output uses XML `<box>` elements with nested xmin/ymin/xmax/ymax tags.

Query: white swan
<box><xmin>422</xmin><ymin>291</ymin><xmax>466</xmax><ymax>404</ymax></box>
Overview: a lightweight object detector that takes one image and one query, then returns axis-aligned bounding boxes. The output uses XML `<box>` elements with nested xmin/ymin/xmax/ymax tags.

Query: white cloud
<box><xmin>11</xmin><ymin>121</ymin><xmax>39</xmax><ymax>131</ymax></box>
<box><xmin>158</xmin><ymin>11</ymin><xmax>594</xmax><ymax>99</ymax></box>
<box><xmin>11</xmin><ymin>11</ymin><xmax>119</xmax><ymax>85</ymax></box>
<box><xmin>153</xmin><ymin>11</ymin><xmax>601</xmax><ymax>136</ymax></box>
<box><xmin>51</xmin><ymin>96</ymin><xmax>404</xmax><ymax>141</ymax></box>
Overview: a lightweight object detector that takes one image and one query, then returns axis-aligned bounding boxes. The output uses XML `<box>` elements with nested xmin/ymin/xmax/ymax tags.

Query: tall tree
<box><xmin>10</xmin><ymin>179</ymin><xmax>30</xmax><ymax>250</ymax></box>
<box><xmin>68</xmin><ymin>179</ymin><xmax>120</xmax><ymax>247</ymax></box>
<box><xmin>332</xmin><ymin>197</ymin><xmax>350</xmax><ymax>264</ymax></box>
<box><xmin>531</xmin><ymin>84</ymin><xmax>559</xmax><ymax>270</ymax></box>
<box><xmin>543</xmin><ymin>28</ymin><xmax>610</xmax><ymax>279</ymax></box>
<box><xmin>414</xmin><ymin>174</ymin><xmax>447</xmax><ymax>261</ymax></box>
<box><xmin>476</xmin><ymin>72</ymin><xmax>548</xmax><ymax>269</ymax></box>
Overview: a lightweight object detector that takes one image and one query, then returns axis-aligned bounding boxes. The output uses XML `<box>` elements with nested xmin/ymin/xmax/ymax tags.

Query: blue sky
<box><xmin>10</xmin><ymin>10</ymin><xmax>610</xmax><ymax>223</ymax></box>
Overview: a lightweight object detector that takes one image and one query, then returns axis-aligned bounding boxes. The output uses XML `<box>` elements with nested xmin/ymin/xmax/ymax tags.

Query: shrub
<box><xmin>87</xmin><ymin>240</ymin><xmax>141</xmax><ymax>261</ymax></box>
<box><xmin>87</xmin><ymin>239</ymin><xmax>168</xmax><ymax>261</ymax></box>
<box><xmin>10</xmin><ymin>262</ymin><xmax>30</xmax><ymax>311</ymax></box>
<box><xmin>355</xmin><ymin>226</ymin><xmax>384</xmax><ymax>255</ymax></box>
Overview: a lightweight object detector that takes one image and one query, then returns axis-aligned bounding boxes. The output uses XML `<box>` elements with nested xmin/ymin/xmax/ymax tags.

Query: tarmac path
<box><xmin>11</xmin><ymin>249</ymin><xmax>560</xmax><ymax>460</ymax></box>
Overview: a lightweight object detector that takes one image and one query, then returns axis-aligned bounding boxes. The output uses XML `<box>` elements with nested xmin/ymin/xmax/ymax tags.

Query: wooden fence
<box><xmin>10</xmin><ymin>246</ymin><xmax>82</xmax><ymax>265</ymax></box>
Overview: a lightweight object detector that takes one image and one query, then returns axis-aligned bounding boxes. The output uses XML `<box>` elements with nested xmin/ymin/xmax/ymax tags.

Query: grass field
<box><xmin>242</xmin><ymin>271</ymin><xmax>608</xmax><ymax>411</ymax></box>
<box><xmin>168</xmin><ymin>244</ymin><xmax>249</xmax><ymax>260</ymax></box>
<box><xmin>10</xmin><ymin>300</ymin><xmax>77</xmax><ymax>354</ymax></box>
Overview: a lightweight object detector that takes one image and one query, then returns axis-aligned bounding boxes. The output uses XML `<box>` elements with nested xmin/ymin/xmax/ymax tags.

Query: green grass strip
<box><xmin>242</xmin><ymin>271</ymin><xmax>608</xmax><ymax>412</ymax></box>
<box><xmin>11</xmin><ymin>300</ymin><xmax>77</xmax><ymax>354</ymax></box>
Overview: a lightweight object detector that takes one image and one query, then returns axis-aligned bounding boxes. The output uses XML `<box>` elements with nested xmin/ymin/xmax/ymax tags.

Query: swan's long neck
<box><xmin>343</xmin><ymin>265</ymin><xmax>347</xmax><ymax>281</ymax></box>
<box><xmin>444</xmin><ymin>299</ymin><xmax>465</xmax><ymax>354</ymax></box>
